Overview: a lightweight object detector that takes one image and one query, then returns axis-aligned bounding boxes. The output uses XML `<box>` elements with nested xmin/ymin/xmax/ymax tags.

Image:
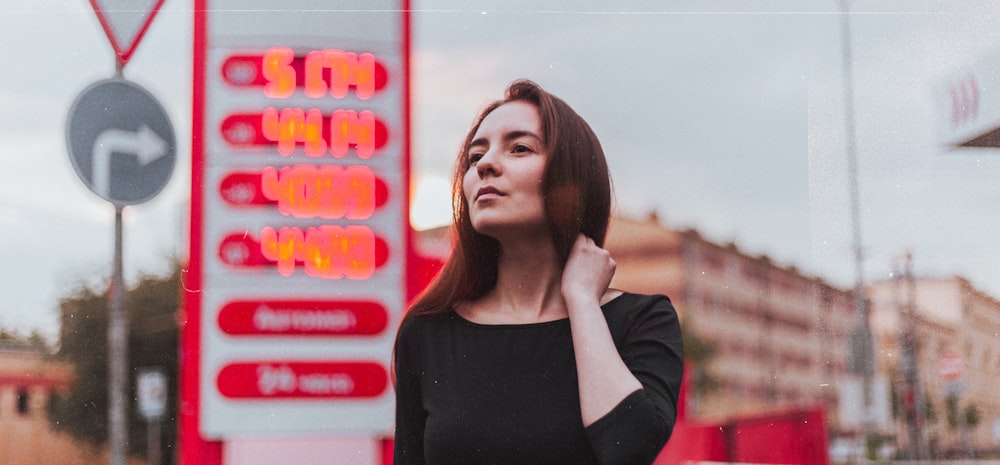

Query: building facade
<box><xmin>0</xmin><ymin>342</ymin><xmax>148</xmax><ymax>465</ymax></box>
<box><xmin>868</xmin><ymin>275</ymin><xmax>1000</xmax><ymax>456</ymax></box>
<box><xmin>604</xmin><ymin>215</ymin><xmax>857</xmax><ymax>429</ymax></box>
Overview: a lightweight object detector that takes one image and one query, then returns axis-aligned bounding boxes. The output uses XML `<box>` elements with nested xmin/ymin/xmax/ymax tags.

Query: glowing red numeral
<box><xmin>260</xmin><ymin>226</ymin><xmax>375</xmax><ymax>279</ymax></box>
<box><xmin>260</xmin><ymin>165</ymin><xmax>375</xmax><ymax>219</ymax></box>
<box><xmin>304</xmin><ymin>49</ymin><xmax>376</xmax><ymax>100</ymax></box>
<box><xmin>303</xmin><ymin>109</ymin><xmax>326</xmax><ymax>156</ymax></box>
<box><xmin>261</xmin><ymin>108</ymin><xmax>304</xmax><ymax>156</ymax></box>
<box><xmin>262</xmin><ymin>47</ymin><xmax>296</xmax><ymax>99</ymax></box>
<box><xmin>330</xmin><ymin>110</ymin><xmax>375</xmax><ymax>158</ymax></box>
<box><xmin>260</xmin><ymin>226</ymin><xmax>302</xmax><ymax>276</ymax></box>
<box><xmin>261</xmin><ymin>108</ymin><xmax>376</xmax><ymax>158</ymax></box>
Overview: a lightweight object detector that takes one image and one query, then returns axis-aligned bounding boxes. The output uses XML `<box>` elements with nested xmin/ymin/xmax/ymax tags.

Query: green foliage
<box><xmin>0</xmin><ymin>328</ymin><xmax>51</xmax><ymax>352</ymax></box>
<box><xmin>889</xmin><ymin>376</ymin><xmax>900</xmax><ymax>420</ymax></box>
<box><xmin>964</xmin><ymin>404</ymin><xmax>980</xmax><ymax>429</ymax></box>
<box><xmin>946</xmin><ymin>394</ymin><xmax>960</xmax><ymax>430</ymax></box>
<box><xmin>681</xmin><ymin>316</ymin><xmax>720</xmax><ymax>396</ymax></box>
<box><xmin>924</xmin><ymin>394</ymin><xmax>936</xmax><ymax>424</ymax></box>
<box><xmin>48</xmin><ymin>262</ymin><xmax>180</xmax><ymax>463</ymax></box>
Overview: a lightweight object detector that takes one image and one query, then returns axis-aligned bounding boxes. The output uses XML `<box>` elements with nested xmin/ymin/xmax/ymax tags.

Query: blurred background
<box><xmin>2</xmin><ymin>1</ymin><xmax>999</xmax><ymax>464</ymax></box>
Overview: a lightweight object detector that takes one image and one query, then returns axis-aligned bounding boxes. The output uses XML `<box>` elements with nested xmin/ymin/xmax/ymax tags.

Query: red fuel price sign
<box><xmin>188</xmin><ymin>0</ymin><xmax>409</xmax><ymax>440</ymax></box>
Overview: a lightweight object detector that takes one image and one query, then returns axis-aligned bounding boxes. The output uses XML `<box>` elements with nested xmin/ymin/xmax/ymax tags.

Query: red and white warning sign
<box><xmin>88</xmin><ymin>0</ymin><xmax>165</xmax><ymax>67</ymax></box>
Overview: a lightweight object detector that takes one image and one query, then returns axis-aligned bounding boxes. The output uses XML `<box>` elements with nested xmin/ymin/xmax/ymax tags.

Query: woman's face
<box><xmin>462</xmin><ymin>101</ymin><xmax>548</xmax><ymax>241</ymax></box>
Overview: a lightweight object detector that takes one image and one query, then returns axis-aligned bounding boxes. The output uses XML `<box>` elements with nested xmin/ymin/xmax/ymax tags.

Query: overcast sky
<box><xmin>2</xmin><ymin>0</ymin><xmax>999</xmax><ymax>339</ymax></box>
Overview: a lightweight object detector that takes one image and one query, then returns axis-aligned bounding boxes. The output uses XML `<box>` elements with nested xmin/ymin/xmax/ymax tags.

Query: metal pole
<box><xmin>898</xmin><ymin>252</ymin><xmax>925</xmax><ymax>459</ymax></box>
<box><xmin>838</xmin><ymin>0</ymin><xmax>876</xmax><ymax>452</ymax></box>
<box><xmin>109</xmin><ymin>205</ymin><xmax>128</xmax><ymax>465</ymax></box>
<box><xmin>148</xmin><ymin>419</ymin><xmax>162</xmax><ymax>465</ymax></box>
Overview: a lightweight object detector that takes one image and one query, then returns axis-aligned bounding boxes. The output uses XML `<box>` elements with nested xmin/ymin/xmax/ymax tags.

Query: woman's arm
<box><xmin>562</xmin><ymin>234</ymin><xmax>642</xmax><ymax>426</ymax></box>
<box><xmin>562</xmin><ymin>234</ymin><xmax>684</xmax><ymax>465</ymax></box>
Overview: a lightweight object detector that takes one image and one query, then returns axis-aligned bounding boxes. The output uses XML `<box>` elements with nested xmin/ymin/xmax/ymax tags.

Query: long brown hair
<box><xmin>403</xmin><ymin>79</ymin><xmax>611</xmax><ymax>324</ymax></box>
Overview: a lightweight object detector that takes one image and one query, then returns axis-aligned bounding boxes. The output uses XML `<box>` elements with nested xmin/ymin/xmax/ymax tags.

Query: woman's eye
<box><xmin>468</xmin><ymin>153</ymin><xmax>484</xmax><ymax>164</ymax></box>
<box><xmin>512</xmin><ymin>144</ymin><xmax>530</xmax><ymax>153</ymax></box>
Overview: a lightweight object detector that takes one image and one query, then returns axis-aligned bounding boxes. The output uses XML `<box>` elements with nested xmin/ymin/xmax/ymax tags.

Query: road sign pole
<box><xmin>148</xmin><ymin>418</ymin><xmax>162</xmax><ymax>465</ymax></box>
<box><xmin>109</xmin><ymin>205</ymin><xmax>128</xmax><ymax>465</ymax></box>
<box><xmin>66</xmin><ymin>78</ymin><xmax>174</xmax><ymax>465</ymax></box>
<box><xmin>70</xmin><ymin>11</ymin><xmax>174</xmax><ymax>465</ymax></box>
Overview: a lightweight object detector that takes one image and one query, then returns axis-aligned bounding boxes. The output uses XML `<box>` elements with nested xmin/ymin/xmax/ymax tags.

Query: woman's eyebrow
<box><xmin>468</xmin><ymin>130</ymin><xmax>541</xmax><ymax>150</ymax></box>
<box><xmin>468</xmin><ymin>138</ymin><xmax>488</xmax><ymax>151</ymax></box>
<box><xmin>502</xmin><ymin>130</ymin><xmax>541</xmax><ymax>144</ymax></box>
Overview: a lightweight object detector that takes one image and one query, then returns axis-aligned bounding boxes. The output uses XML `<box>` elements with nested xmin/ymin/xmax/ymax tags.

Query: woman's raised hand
<box><xmin>561</xmin><ymin>234</ymin><xmax>616</xmax><ymax>308</ymax></box>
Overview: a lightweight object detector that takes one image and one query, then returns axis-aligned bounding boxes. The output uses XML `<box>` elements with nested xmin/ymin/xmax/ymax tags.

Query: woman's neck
<box><xmin>473</xmin><ymin>238</ymin><xmax>566</xmax><ymax>324</ymax></box>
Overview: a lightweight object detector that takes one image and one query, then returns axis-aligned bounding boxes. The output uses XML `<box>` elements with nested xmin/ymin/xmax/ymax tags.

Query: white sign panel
<box><xmin>137</xmin><ymin>368</ymin><xmax>168</xmax><ymax>420</ymax></box>
<box><xmin>935</xmin><ymin>47</ymin><xmax>1000</xmax><ymax>147</ymax></box>
<box><xmin>193</xmin><ymin>0</ymin><xmax>409</xmax><ymax>438</ymax></box>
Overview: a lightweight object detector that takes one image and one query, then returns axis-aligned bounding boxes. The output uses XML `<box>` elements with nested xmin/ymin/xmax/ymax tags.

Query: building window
<box><xmin>17</xmin><ymin>389</ymin><xmax>29</xmax><ymax>415</ymax></box>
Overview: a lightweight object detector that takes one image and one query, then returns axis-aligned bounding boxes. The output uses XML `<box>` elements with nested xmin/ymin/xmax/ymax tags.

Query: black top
<box><xmin>393</xmin><ymin>293</ymin><xmax>684</xmax><ymax>465</ymax></box>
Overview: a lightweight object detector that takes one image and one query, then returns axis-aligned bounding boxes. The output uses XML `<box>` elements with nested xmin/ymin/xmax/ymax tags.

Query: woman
<box><xmin>394</xmin><ymin>80</ymin><xmax>683</xmax><ymax>465</ymax></box>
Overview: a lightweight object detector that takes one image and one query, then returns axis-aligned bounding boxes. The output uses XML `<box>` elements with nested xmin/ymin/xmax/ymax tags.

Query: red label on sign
<box><xmin>217</xmin><ymin>230</ymin><xmax>390</xmax><ymax>275</ymax></box>
<box><xmin>216</xmin><ymin>361</ymin><xmax>388</xmax><ymax>399</ymax></box>
<box><xmin>219</xmin><ymin>170</ymin><xmax>390</xmax><ymax>213</ymax></box>
<box><xmin>217</xmin><ymin>300</ymin><xmax>388</xmax><ymax>336</ymax></box>
<box><xmin>220</xmin><ymin>51</ymin><xmax>390</xmax><ymax>96</ymax></box>
<box><xmin>220</xmin><ymin>111</ymin><xmax>389</xmax><ymax>155</ymax></box>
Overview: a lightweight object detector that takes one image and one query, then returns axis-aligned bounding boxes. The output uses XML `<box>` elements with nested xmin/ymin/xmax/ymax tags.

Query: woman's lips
<box><xmin>475</xmin><ymin>186</ymin><xmax>504</xmax><ymax>200</ymax></box>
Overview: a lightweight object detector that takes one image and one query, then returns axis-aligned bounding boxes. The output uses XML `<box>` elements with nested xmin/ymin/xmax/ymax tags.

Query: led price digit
<box><xmin>262</xmin><ymin>108</ymin><xmax>376</xmax><ymax>158</ymax></box>
<box><xmin>260</xmin><ymin>165</ymin><xmax>376</xmax><ymax>219</ymax></box>
<box><xmin>262</xmin><ymin>47</ymin><xmax>377</xmax><ymax>100</ymax></box>
<box><xmin>260</xmin><ymin>225</ymin><xmax>376</xmax><ymax>279</ymax></box>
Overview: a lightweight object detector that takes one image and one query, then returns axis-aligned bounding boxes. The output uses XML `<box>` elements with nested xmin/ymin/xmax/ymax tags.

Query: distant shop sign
<box><xmin>938</xmin><ymin>351</ymin><xmax>963</xmax><ymax>381</ymax></box>
<box><xmin>935</xmin><ymin>47</ymin><xmax>1000</xmax><ymax>148</ymax></box>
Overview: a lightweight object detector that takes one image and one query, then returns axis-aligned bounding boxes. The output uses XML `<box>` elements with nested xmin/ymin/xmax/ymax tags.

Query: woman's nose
<box><xmin>476</xmin><ymin>150</ymin><xmax>500</xmax><ymax>178</ymax></box>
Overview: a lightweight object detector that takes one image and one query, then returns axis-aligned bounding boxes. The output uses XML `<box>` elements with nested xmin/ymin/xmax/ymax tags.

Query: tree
<box><xmin>924</xmin><ymin>393</ymin><xmax>936</xmax><ymax>424</ymax></box>
<box><xmin>681</xmin><ymin>316</ymin><xmax>720</xmax><ymax>403</ymax></box>
<box><xmin>946</xmin><ymin>394</ymin><xmax>960</xmax><ymax>430</ymax></box>
<box><xmin>944</xmin><ymin>394</ymin><xmax>980</xmax><ymax>431</ymax></box>
<box><xmin>0</xmin><ymin>328</ymin><xmax>51</xmax><ymax>352</ymax></box>
<box><xmin>48</xmin><ymin>262</ymin><xmax>180</xmax><ymax>463</ymax></box>
<box><xmin>964</xmin><ymin>404</ymin><xmax>980</xmax><ymax>430</ymax></box>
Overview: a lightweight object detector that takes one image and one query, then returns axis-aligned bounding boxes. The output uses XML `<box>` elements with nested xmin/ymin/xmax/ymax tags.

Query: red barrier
<box><xmin>656</xmin><ymin>406</ymin><xmax>829</xmax><ymax>465</ymax></box>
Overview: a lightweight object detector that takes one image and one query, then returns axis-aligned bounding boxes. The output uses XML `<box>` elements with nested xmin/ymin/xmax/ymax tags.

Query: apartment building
<box><xmin>868</xmin><ymin>275</ymin><xmax>1000</xmax><ymax>455</ymax></box>
<box><xmin>605</xmin><ymin>215</ymin><xmax>857</xmax><ymax>428</ymax></box>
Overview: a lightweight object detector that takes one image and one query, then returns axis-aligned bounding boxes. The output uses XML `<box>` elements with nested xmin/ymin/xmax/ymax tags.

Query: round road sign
<box><xmin>939</xmin><ymin>351</ymin><xmax>963</xmax><ymax>381</ymax></box>
<box><xmin>66</xmin><ymin>79</ymin><xmax>176</xmax><ymax>206</ymax></box>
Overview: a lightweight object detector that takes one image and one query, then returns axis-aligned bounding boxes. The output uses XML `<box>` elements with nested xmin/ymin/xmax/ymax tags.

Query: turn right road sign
<box><xmin>66</xmin><ymin>79</ymin><xmax>175</xmax><ymax>206</ymax></box>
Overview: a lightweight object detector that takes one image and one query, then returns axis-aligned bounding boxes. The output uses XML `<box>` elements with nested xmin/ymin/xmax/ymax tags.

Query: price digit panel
<box><xmin>191</xmin><ymin>0</ymin><xmax>409</xmax><ymax>438</ymax></box>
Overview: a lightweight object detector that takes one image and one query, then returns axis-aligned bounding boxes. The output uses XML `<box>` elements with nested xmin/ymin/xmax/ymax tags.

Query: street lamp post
<box><xmin>896</xmin><ymin>252</ymin><xmax>926</xmax><ymax>460</ymax></box>
<box><xmin>838</xmin><ymin>0</ymin><xmax>877</xmax><ymax>454</ymax></box>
